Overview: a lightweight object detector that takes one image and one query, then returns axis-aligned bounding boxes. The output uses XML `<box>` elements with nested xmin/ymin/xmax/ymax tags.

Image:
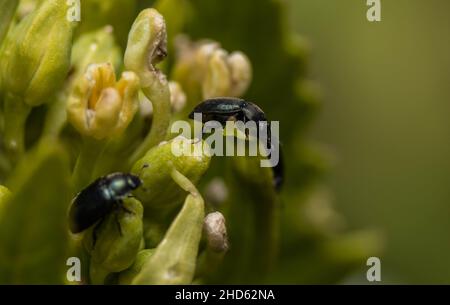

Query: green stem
<box><xmin>132</xmin><ymin>169</ymin><xmax>204</xmax><ymax>284</ymax></box>
<box><xmin>170</xmin><ymin>167</ymin><xmax>200</xmax><ymax>196</ymax></box>
<box><xmin>128</xmin><ymin>82</ymin><xmax>171</xmax><ymax>166</ymax></box>
<box><xmin>133</xmin><ymin>197</ymin><xmax>204</xmax><ymax>284</ymax></box>
<box><xmin>3</xmin><ymin>94</ymin><xmax>31</xmax><ymax>164</ymax></box>
<box><xmin>72</xmin><ymin>137</ymin><xmax>107</xmax><ymax>193</ymax></box>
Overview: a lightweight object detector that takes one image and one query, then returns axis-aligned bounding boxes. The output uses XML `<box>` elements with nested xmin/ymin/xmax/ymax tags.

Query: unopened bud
<box><xmin>204</xmin><ymin>212</ymin><xmax>229</xmax><ymax>253</ymax></box>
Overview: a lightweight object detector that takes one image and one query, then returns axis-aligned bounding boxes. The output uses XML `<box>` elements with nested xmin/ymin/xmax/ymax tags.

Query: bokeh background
<box><xmin>292</xmin><ymin>0</ymin><xmax>450</xmax><ymax>283</ymax></box>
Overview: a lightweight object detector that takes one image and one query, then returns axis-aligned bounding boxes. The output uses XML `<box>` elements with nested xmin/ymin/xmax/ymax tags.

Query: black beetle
<box><xmin>68</xmin><ymin>173</ymin><xmax>142</xmax><ymax>234</ymax></box>
<box><xmin>189</xmin><ymin>98</ymin><xmax>267</xmax><ymax>124</ymax></box>
<box><xmin>189</xmin><ymin>97</ymin><xmax>284</xmax><ymax>191</ymax></box>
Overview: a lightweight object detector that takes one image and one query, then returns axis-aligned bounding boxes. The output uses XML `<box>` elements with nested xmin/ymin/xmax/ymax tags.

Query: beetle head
<box><xmin>127</xmin><ymin>174</ymin><xmax>142</xmax><ymax>190</ymax></box>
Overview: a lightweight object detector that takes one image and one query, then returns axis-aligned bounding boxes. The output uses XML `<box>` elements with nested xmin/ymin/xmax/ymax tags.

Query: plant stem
<box><xmin>128</xmin><ymin>82</ymin><xmax>171</xmax><ymax>166</ymax></box>
<box><xmin>170</xmin><ymin>167</ymin><xmax>200</xmax><ymax>196</ymax></box>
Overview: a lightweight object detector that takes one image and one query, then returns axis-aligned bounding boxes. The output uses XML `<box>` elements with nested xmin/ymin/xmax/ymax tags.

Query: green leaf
<box><xmin>0</xmin><ymin>140</ymin><xmax>72</xmax><ymax>284</ymax></box>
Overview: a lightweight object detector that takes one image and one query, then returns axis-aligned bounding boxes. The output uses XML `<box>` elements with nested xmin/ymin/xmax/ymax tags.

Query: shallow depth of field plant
<box><xmin>0</xmin><ymin>0</ymin><xmax>382</xmax><ymax>284</ymax></box>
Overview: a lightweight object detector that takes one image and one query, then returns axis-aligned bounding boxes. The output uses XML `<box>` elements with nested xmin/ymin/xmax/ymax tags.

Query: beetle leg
<box><xmin>112</xmin><ymin>202</ymin><xmax>128</xmax><ymax>236</ymax></box>
<box><xmin>115</xmin><ymin>211</ymin><xmax>123</xmax><ymax>236</ymax></box>
<box><xmin>138</xmin><ymin>163</ymin><xmax>152</xmax><ymax>193</ymax></box>
<box><xmin>113</xmin><ymin>201</ymin><xmax>135</xmax><ymax>236</ymax></box>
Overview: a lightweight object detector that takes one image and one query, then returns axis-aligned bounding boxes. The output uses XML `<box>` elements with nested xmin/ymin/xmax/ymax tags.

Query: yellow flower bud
<box><xmin>227</xmin><ymin>52</ymin><xmax>252</xmax><ymax>97</ymax></box>
<box><xmin>173</xmin><ymin>36</ymin><xmax>252</xmax><ymax>102</ymax></box>
<box><xmin>67</xmin><ymin>63</ymin><xmax>140</xmax><ymax>140</ymax></box>
<box><xmin>203</xmin><ymin>49</ymin><xmax>232</xmax><ymax>98</ymax></box>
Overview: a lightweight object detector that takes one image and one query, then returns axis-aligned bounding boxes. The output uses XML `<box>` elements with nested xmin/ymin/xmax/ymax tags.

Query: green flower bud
<box><xmin>125</xmin><ymin>8</ymin><xmax>168</xmax><ymax>88</ymax></box>
<box><xmin>131</xmin><ymin>136</ymin><xmax>211</xmax><ymax>211</ymax></box>
<box><xmin>0</xmin><ymin>0</ymin><xmax>75</xmax><ymax>159</ymax></box>
<box><xmin>125</xmin><ymin>8</ymin><xmax>171</xmax><ymax>164</ymax></box>
<box><xmin>0</xmin><ymin>0</ymin><xmax>74</xmax><ymax>107</ymax></box>
<box><xmin>84</xmin><ymin>197</ymin><xmax>144</xmax><ymax>284</ymax></box>
<box><xmin>132</xmin><ymin>191</ymin><xmax>205</xmax><ymax>284</ymax></box>
<box><xmin>118</xmin><ymin>249</ymin><xmax>155</xmax><ymax>285</ymax></box>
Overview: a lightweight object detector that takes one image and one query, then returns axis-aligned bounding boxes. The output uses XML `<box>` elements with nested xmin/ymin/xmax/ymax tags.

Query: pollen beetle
<box><xmin>68</xmin><ymin>173</ymin><xmax>142</xmax><ymax>234</ymax></box>
<box><xmin>189</xmin><ymin>97</ymin><xmax>284</xmax><ymax>191</ymax></box>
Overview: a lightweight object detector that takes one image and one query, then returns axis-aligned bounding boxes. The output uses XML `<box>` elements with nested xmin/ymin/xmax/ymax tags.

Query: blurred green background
<box><xmin>291</xmin><ymin>0</ymin><xmax>450</xmax><ymax>283</ymax></box>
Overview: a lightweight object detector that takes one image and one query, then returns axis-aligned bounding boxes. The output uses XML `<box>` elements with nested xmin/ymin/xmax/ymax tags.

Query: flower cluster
<box><xmin>0</xmin><ymin>0</ymin><xmax>382</xmax><ymax>285</ymax></box>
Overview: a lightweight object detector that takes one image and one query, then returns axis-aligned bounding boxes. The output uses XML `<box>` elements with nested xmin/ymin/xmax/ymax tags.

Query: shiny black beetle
<box><xmin>189</xmin><ymin>98</ymin><xmax>267</xmax><ymax>124</ymax></box>
<box><xmin>189</xmin><ymin>97</ymin><xmax>284</xmax><ymax>191</ymax></box>
<box><xmin>69</xmin><ymin>173</ymin><xmax>141</xmax><ymax>234</ymax></box>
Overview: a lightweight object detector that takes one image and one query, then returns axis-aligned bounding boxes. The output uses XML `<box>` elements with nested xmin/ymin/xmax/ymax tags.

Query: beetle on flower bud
<box><xmin>69</xmin><ymin>173</ymin><xmax>142</xmax><ymax>234</ymax></box>
<box><xmin>189</xmin><ymin>98</ymin><xmax>284</xmax><ymax>191</ymax></box>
